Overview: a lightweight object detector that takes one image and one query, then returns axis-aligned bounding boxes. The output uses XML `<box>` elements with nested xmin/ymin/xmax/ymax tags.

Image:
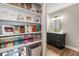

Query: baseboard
<box><xmin>65</xmin><ymin>45</ymin><xmax>79</xmax><ymax>52</ymax></box>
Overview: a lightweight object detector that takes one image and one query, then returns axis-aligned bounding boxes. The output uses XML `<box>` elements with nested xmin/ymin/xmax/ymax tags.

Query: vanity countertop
<box><xmin>47</xmin><ymin>31</ymin><xmax>65</xmax><ymax>34</ymax></box>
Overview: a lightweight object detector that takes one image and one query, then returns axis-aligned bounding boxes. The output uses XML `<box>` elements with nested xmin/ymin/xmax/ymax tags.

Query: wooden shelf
<box><xmin>0</xmin><ymin>3</ymin><xmax>42</xmax><ymax>16</ymax></box>
<box><xmin>0</xmin><ymin>40</ymin><xmax>42</xmax><ymax>53</ymax></box>
<box><xmin>0</xmin><ymin>32</ymin><xmax>41</xmax><ymax>37</ymax></box>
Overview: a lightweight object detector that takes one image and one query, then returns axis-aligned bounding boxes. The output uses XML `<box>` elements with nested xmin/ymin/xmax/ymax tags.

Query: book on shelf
<box><xmin>19</xmin><ymin>25</ymin><xmax>25</xmax><ymax>33</ymax></box>
<box><xmin>25</xmin><ymin>24</ymin><xmax>28</xmax><ymax>33</ymax></box>
<box><xmin>14</xmin><ymin>25</ymin><xmax>20</xmax><ymax>34</ymax></box>
<box><xmin>27</xmin><ymin>24</ymin><xmax>32</xmax><ymax>33</ymax></box>
<box><xmin>32</xmin><ymin>24</ymin><xmax>36</xmax><ymax>32</ymax></box>
<box><xmin>36</xmin><ymin>24</ymin><xmax>41</xmax><ymax>32</ymax></box>
<box><xmin>8</xmin><ymin>39</ymin><xmax>14</xmax><ymax>48</ymax></box>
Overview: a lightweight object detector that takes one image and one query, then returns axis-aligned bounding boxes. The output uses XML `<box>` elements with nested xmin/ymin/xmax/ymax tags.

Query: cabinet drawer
<box><xmin>47</xmin><ymin>33</ymin><xmax>65</xmax><ymax>49</ymax></box>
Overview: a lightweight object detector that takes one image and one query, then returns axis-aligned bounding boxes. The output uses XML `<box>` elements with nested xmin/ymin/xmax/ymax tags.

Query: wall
<box><xmin>47</xmin><ymin>3</ymin><xmax>75</xmax><ymax>14</ymax></box>
<box><xmin>48</xmin><ymin>4</ymin><xmax>79</xmax><ymax>50</ymax></box>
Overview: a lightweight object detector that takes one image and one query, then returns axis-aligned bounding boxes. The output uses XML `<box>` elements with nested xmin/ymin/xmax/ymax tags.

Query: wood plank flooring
<box><xmin>47</xmin><ymin>45</ymin><xmax>79</xmax><ymax>56</ymax></box>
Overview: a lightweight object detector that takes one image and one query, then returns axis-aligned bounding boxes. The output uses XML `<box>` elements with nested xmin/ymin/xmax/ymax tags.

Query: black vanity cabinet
<box><xmin>47</xmin><ymin>33</ymin><xmax>65</xmax><ymax>49</ymax></box>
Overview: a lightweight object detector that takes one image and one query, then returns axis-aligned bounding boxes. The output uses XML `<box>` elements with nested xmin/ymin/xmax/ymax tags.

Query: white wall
<box><xmin>47</xmin><ymin>3</ymin><xmax>75</xmax><ymax>14</ymax></box>
<box><xmin>47</xmin><ymin>4</ymin><xmax>79</xmax><ymax>49</ymax></box>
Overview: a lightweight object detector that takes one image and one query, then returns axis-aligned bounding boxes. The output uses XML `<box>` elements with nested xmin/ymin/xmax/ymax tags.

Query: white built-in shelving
<box><xmin>0</xmin><ymin>3</ymin><xmax>44</xmax><ymax>55</ymax></box>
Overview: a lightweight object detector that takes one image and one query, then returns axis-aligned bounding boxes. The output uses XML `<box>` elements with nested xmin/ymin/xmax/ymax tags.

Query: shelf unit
<box><xmin>0</xmin><ymin>3</ymin><xmax>46</xmax><ymax>56</ymax></box>
<box><xmin>0</xmin><ymin>40</ymin><xmax>42</xmax><ymax>53</ymax></box>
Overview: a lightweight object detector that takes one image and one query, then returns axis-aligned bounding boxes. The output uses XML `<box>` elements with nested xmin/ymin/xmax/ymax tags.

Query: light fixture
<box><xmin>51</xmin><ymin>16</ymin><xmax>63</xmax><ymax>20</ymax></box>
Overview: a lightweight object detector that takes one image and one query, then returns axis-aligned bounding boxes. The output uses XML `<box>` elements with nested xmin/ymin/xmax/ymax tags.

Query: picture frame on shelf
<box><xmin>26</xmin><ymin>16</ymin><xmax>32</xmax><ymax>22</ymax></box>
<box><xmin>35</xmin><ymin>17</ymin><xmax>41</xmax><ymax>23</ymax></box>
<box><xmin>17</xmin><ymin>14</ymin><xmax>25</xmax><ymax>21</ymax></box>
<box><xmin>2</xmin><ymin>25</ymin><xmax>14</xmax><ymax>35</ymax></box>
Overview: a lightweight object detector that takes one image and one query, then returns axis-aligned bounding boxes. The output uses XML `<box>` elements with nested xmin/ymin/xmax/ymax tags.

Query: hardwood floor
<box><xmin>47</xmin><ymin>45</ymin><xmax>79</xmax><ymax>56</ymax></box>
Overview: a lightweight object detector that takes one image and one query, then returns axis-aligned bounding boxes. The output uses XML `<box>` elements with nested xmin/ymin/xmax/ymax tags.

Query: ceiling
<box><xmin>47</xmin><ymin>3</ymin><xmax>76</xmax><ymax>14</ymax></box>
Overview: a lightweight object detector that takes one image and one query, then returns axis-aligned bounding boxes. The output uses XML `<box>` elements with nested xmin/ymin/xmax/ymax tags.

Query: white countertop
<box><xmin>47</xmin><ymin>31</ymin><xmax>65</xmax><ymax>34</ymax></box>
